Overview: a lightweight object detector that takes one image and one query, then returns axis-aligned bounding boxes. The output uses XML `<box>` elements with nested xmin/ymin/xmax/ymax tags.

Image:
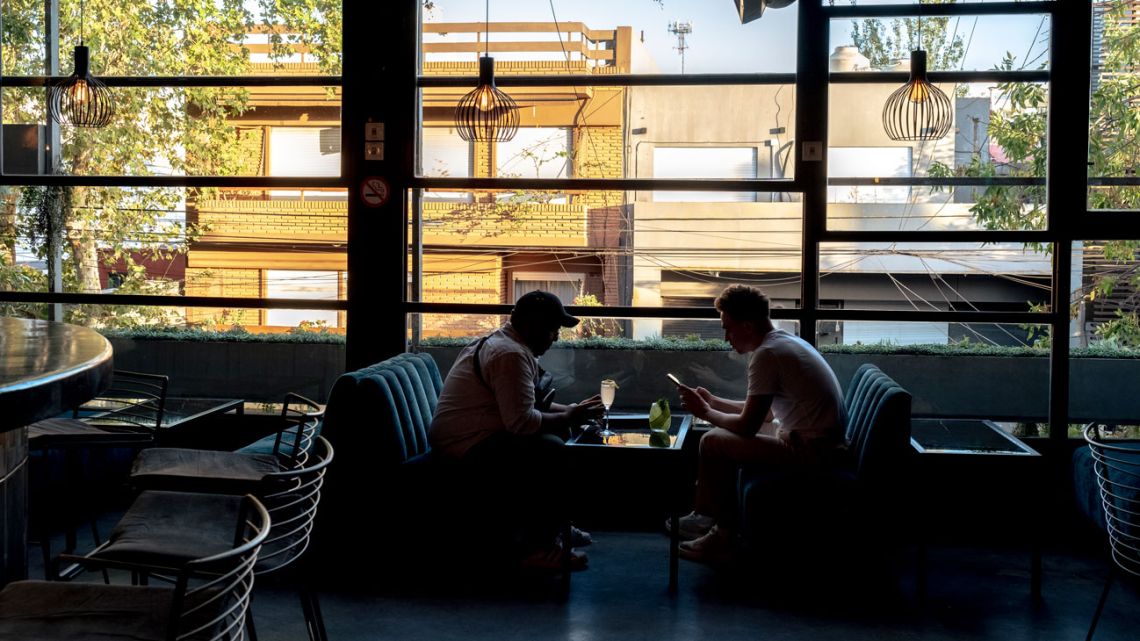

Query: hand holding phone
<box><xmin>666</xmin><ymin>373</ymin><xmax>684</xmax><ymax>387</ymax></box>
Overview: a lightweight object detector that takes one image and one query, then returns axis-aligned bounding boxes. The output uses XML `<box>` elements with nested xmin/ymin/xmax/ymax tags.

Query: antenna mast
<box><xmin>667</xmin><ymin>20</ymin><xmax>692</xmax><ymax>74</ymax></box>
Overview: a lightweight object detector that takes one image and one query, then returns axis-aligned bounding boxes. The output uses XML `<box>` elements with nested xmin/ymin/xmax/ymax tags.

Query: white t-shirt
<box><xmin>747</xmin><ymin>329</ymin><xmax>845</xmax><ymax>447</ymax></box>
<box><xmin>428</xmin><ymin>323</ymin><xmax>544</xmax><ymax>459</ymax></box>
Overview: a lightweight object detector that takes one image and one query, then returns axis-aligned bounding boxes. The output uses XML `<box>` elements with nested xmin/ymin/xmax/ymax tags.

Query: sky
<box><xmin>424</xmin><ymin>1</ymin><xmax>1050</xmax><ymax>74</ymax></box>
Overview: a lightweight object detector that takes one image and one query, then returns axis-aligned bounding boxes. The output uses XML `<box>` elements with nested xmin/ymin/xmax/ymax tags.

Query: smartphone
<box><xmin>666</xmin><ymin>373</ymin><xmax>684</xmax><ymax>387</ymax></box>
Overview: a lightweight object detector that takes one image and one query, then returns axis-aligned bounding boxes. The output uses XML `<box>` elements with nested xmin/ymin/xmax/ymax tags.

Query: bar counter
<box><xmin>0</xmin><ymin>317</ymin><xmax>113</xmax><ymax>585</ymax></box>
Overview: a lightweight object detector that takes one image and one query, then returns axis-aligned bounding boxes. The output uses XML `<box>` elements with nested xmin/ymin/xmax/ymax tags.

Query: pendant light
<box><xmin>881</xmin><ymin>19</ymin><xmax>952</xmax><ymax>141</ymax></box>
<box><xmin>454</xmin><ymin>0</ymin><xmax>519</xmax><ymax>142</ymax></box>
<box><xmin>48</xmin><ymin>0</ymin><xmax>114</xmax><ymax>128</ymax></box>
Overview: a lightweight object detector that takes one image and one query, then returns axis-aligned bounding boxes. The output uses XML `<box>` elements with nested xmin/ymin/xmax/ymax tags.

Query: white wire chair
<box><xmin>1082</xmin><ymin>422</ymin><xmax>1140</xmax><ymax>641</ymax></box>
<box><xmin>0</xmin><ymin>494</ymin><xmax>270</xmax><ymax>641</ymax></box>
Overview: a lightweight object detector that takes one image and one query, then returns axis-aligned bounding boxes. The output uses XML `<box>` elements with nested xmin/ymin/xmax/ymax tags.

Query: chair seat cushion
<box><xmin>131</xmin><ymin>448</ymin><xmax>281</xmax><ymax>494</ymax></box>
<box><xmin>93</xmin><ymin>491</ymin><xmax>243</xmax><ymax>567</ymax></box>
<box><xmin>27</xmin><ymin>417</ymin><xmax>149</xmax><ymax>447</ymax></box>
<box><xmin>0</xmin><ymin>580</ymin><xmax>172</xmax><ymax>641</ymax></box>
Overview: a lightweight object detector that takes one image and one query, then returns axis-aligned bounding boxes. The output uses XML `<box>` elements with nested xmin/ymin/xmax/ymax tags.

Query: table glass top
<box><xmin>570</xmin><ymin>413</ymin><xmax>691</xmax><ymax>450</ymax></box>
<box><xmin>911</xmin><ymin>418</ymin><xmax>1039</xmax><ymax>456</ymax></box>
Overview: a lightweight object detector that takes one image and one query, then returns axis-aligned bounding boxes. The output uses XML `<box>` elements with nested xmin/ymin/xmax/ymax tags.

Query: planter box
<box><xmin>107</xmin><ymin>338</ymin><xmax>1140</xmax><ymax>424</ymax></box>
<box><xmin>107</xmin><ymin>337</ymin><xmax>345</xmax><ymax>403</ymax></box>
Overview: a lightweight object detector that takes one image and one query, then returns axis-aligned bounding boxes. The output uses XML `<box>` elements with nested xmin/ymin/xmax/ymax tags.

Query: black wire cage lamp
<box><xmin>48</xmin><ymin>1</ymin><xmax>114</xmax><ymax>128</ymax></box>
<box><xmin>881</xmin><ymin>49</ymin><xmax>953</xmax><ymax>141</ymax></box>
<box><xmin>453</xmin><ymin>0</ymin><xmax>519</xmax><ymax>142</ymax></box>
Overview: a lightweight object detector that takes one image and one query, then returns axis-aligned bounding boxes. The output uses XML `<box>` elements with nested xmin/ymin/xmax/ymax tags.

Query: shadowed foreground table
<box><xmin>0</xmin><ymin>317</ymin><xmax>113</xmax><ymax>586</ymax></box>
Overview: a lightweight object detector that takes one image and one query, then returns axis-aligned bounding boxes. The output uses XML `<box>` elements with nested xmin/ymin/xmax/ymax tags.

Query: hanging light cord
<box><xmin>484</xmin><ymin>0</ymin><xmax>489</xmax><ymax>57</ymax></box>
<box><xmin>80</xmin><ymin>0</ymin><xmax>86</xmax><ymax>46</ymax></box>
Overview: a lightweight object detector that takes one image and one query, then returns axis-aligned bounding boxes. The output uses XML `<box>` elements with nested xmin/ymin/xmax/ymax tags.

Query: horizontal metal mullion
<box><xmin>828</xmin><ymin>176</ymin><xmax>1045</xmax><ymax>187</ymax></box>
<box><xmin>0</xmin><ymin>175</ymin><xmax>347</xmax><ymax>188</ymax></box>
<box><xmin>413</xmin><ymin>177</ymin><xmax>800</xmax><ymax>193</ymax></box>
<box><xmin>0</xmin><ymin>75</ymin><xmax>341</xmax><ymax>87</ymax></box>
<box><xmin>830</xmin><ymin>70</ymin><xmax>1050</xmax><ymax>84</ymax></box>
<box><xmin>417</xmin><ymin>73</ymin><xmax>796</xmax><ymax>88</ymax></box>
<box><xmin>408</xmin><ymin>303</ymin><xmax>1052</xmax><ymax>325</ymax></box>
<box><xmin>1070</xmin><ymin>217</ymin><xmax>1140</xmax><ymax>240</ymax></box>
<box><xmin>825</xmin><ymin>2</ymin><xmax>1052</xmax><ymax>19</ymax></box>
<box><xmin>408</xmin><ymin>301</ymin><xmax>795</xmax><ymax>321</ymax></box>
<box><xmin>0</xmin><ymin>292</ymin><xmax>348</xmax><ymax>310</ymax></box>
<box><xmin>821</xmin><ymin>230</ymin><xmax>1053</xmax><ymax>243</ymax></box>
<box><xmin>1088</xmin><ymin>177</ymin><xmax>1140</xmax><ymax>186</ymax></box>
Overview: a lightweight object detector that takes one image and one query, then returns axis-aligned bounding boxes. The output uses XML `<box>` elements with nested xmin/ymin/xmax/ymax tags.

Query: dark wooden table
<box><xmin>567</xmin><ymin>412</ymin><xmax>693</xmax><ymax>593</ymax></box>
<box><xmin>910</xmin><ymin>418</ymin><xmax>1043</xmax><ymax>600</ymax></box>
<box><xmin>0</xmin><ymin>318</ymin><xmax>113</xmax><ymax>586</ymax></box>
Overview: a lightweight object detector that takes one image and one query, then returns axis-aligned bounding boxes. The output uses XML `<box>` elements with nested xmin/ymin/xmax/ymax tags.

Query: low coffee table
<box><xmin>910</xmin><ymin>418</ymin><xmax>1044</xmax><ymax>599</ymax></box>
<box><xmin>567</xmin><ymin>412</ymin><xmax>693</xmax><ymax>593</ymax></box>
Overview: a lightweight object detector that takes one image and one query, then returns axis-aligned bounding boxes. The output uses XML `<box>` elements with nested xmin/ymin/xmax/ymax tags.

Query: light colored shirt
<box><xmin>428</xmin><ymin>323</ymin><xmax>543</xmax><ymax>458</ymax></box>
<box><xmin>747</xmin><ymin>329</ymin><xmax>844</xmax><ymax>447</ymax></box>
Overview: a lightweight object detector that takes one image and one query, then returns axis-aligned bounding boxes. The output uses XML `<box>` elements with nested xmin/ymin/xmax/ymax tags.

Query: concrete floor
<box><xmin>237</xmin><ymin>530</ymin><xmax>1134</xmax><ymax>641</ymax></box>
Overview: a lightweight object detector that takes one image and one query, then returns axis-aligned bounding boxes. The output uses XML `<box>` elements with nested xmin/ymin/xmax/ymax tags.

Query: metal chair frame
<box><xmin>3</xmin><ymin>495</ymin><xmax>269</xmax><ymax>641</ymax></box>
<box><xmin>1083</xmin><ymin>422</ymin><xmax>1140</xmax><ymax>641</ymax></box>
<box><xmin>271</xmin><ymin>392</ymin><xmax>323</xmax><ymax>469</ymax></box>
<box><xmin>95</xmin><ymin>437</ymin><xmax>335</xmax><ymax>641</ymax></box>
<box><xmin>30</xmin><ymin>369</ymin><xmax>170</xmax><ymax>577</ymax></box>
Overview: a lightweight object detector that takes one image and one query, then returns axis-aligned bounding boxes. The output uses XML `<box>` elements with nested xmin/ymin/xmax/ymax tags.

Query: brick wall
<box><xmin>422</xmin><ymin>201</ymin><xmax>588</xmax><ymax>247</ymax></box>
<box><xmin>420</xmin><ymin>253</ymin><xmax>503</xmax><ymax>337</ymax></box>
<box><xmin>196</xmin><ymin>199</ymin><xmax>347</xmax><ymax>243</ymax></box>
<box><xmin>573</xmin><ymin>126</ymin><xmax>624</xmax><ymax>210</ymax></box>
<box><xmin>184</xmin><ymin>267</ymin><xmax>262</xmax><ymax>325</ymax></box>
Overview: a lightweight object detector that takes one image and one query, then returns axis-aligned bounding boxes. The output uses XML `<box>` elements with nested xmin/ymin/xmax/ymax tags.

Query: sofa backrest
<box><xmin>843</xmin><ymin>364</ymin><xmax>912</xmax><ymax>486</ymax></box>
<box><xmin>320</xmin><ymin>352</ymin><xmax>441</xmax><ymax>468</ymax></box>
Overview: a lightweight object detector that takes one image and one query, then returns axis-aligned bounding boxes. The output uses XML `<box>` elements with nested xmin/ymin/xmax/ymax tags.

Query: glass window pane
<box><xmin>421</xmin><ymin>84</ymin><xmax>795</xmax><ymax>180</ymax></box>
<box><xmin>497</xmin><ymin>128</ymin><xmax>571</xmax><ymax>179</ymax></box>
<box><xmin>420</xmin><ymin>1</ymin><xmax>797</xmax><ymax>74</ymax></box>
<box><xmin>268</xmin><ymin>128</ymin><xmax>341</xmax><ymax>176</ymax></box>
<box><xmin>0</xmin><ymin>185</ymin><xmax>348</xmax><ymax>332</ymax></box>
<box><xmin>819</xmin><ymin>242</ymin><xmax>1053</xmax><ymax>319</ymax></box>
<box><xmin>829</xmin><ymin>13</ymin><xmax>1051</xmax><ymax>72</ymax></box>
<box><xmin>410</xmin><ymin>189</ymin><xmax>803</xmax><ymax>319</ymax></box>
<box><xmin>2</xmin><ymin>87</ymin><xmax>341</xmax><ymax>176</ymax></box>
<box><xmin>827</xmin><ymin>83</ymin><xmax>1048</xmax><ymax>231</ymax></box>
<box><xmin>1070</xmin><ymin>240</ymin><xmax>1140</xmax><ymax>435</ymax></box>
<box><xmin>264</xmin><ymin>270</ymin><xmax>341</xmax><ymax>328</ymax></box>
<box><xmin>0</xmin><ymin>1</ymin><xmax>342</xmax><ymax>76</ymax></box>
<box><xmin>1088</xmin><ymin>1</ymin><xmax>1140</xmax><ymax>210</ymax></box>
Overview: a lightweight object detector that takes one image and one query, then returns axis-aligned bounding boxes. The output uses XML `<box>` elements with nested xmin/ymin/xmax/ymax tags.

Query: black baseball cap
<box><xmin>513</xmin><ymin>290</ymin><xmax>580</xmax><ymax>328</ymax></box>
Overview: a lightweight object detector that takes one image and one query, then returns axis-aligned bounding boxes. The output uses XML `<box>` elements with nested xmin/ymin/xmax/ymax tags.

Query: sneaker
<box><xmin>519</xmin><ymin>543</ymin><xmax>588</xmax><ymax>572</ymax></box>
<box><xmin>666</xmin><ymin>511</ymin><xmax>715</xmax><ymax>542</ymax></box>
<box><xmin>555</xmin><ymin>525</ymin><xmax>593</xmax><ymax>548</ymax></box>
<box><xmin>679</xmin><ymin>525</ymin><xmax>737</xmax><ymax>565</ymax></box>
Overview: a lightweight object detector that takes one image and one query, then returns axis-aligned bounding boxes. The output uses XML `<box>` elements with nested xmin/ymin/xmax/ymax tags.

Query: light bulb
<box><xmin>70</xmin><ymin>79</ymin><xmax>91</xmax><ymax>104</ymax></box>
<box><xmin>477</xmin><ymin>87</ymin><xmax>492</xmax><ymax>112</ymax></box>
<box><xmin>908</xmin><ymin>81</ymin><xmax>930</xmax><ymax>103</ymax></box>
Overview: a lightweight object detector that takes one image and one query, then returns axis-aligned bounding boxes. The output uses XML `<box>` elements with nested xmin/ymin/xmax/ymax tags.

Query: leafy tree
<box><xmin>0</xmin><ymin>0</ymin><xmax>346</xmax><ymax>327</ymax></box>
<box><xmin>928</xmin><ymin>1</ymin><xmax>1140</xmax><ymax>345</ymax></box>
<box><xmin>849</xmin><ymin>0</ymin><xmax>966</xmax><ymax>70</ymax></box>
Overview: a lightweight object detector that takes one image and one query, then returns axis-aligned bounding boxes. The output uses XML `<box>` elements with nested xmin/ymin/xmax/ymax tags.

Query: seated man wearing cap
<box><xmin>429</xmin><ymin>290</ymin><xmax>603</xmax><ymax>570</ymax></box>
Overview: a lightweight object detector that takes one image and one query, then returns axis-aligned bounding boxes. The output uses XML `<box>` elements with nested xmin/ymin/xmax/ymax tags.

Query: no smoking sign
<box><xmin>360</xmin><ymin>176</ymin><xmax>390</xmax><ymax>208</ymax></box>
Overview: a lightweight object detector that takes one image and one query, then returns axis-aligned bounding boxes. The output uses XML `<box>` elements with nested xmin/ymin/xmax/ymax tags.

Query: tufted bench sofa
<box><xmin>737</xmin><ymin>363</ymin><xmax>913</xmax><ymax>557</ymax></box>
<box><xmin>317</xmin><ymin>353</ymin><xmax>445</xmax><ymax>555</ymax></box>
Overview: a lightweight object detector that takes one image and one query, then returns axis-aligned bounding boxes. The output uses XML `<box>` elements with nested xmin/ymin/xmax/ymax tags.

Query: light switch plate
<box><xmin>802</xmin><ymin>141</ymin><xmax>823</xmax><ymax>162</ymax></box>
<box><xmin>365</xmin><ymin>122</ymin><xmax>385</xmax><ymax>142</ymax></box>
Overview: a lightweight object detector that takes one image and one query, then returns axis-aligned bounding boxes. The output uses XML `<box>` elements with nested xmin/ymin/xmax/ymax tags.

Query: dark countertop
<box><xmin>0</xmin><ymin>317</ymin><xmax>113</xmax><ymax>431</ymax></box>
